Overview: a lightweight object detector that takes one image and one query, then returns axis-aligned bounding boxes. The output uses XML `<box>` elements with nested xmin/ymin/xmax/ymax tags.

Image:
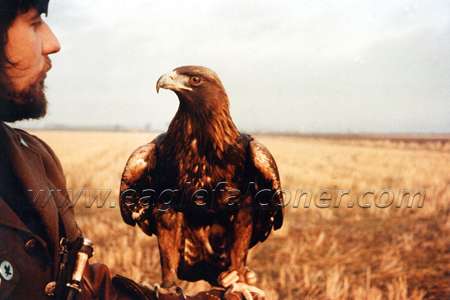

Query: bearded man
<box><xmin>0</xmin><ymin>1</ymin><xmax>243</xmax><ymax>300</ymax></box>
<box><xmin>0</xmin><ymin>0</ymin><xmax>152</xmax><ymax>299</ymax></box>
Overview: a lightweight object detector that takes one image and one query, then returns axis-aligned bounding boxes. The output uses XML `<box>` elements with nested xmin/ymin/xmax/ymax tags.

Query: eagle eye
<box><xmin>190</xmin><ymin>76</ymin><xmax>202</xmax><ymax>86</ymax></box>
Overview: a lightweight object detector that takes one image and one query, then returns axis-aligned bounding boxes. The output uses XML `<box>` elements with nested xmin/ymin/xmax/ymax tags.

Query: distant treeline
<box><xmin>23</xmin><ymin>125</ymin><xmax>450</xmax><ymax>142</ymax></box>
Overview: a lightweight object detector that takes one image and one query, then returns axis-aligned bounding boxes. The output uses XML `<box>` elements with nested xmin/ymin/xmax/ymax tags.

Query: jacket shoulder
<box><xmin>21</xmin><ymin>129</ymin><xmax>59</xmax><ymax>157</ymax></box>
<box><xmin>13</xmin><ymin>128</ymin><xmax>64</xmax><ymax>174</ymax></box>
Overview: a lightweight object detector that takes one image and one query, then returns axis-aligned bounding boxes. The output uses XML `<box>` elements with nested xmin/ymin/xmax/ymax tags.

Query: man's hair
<box><xmin>0</xmin><ymin>0</ymin><xmax>48</xmax><ymax>76</ymax></box>
<box><xmin>0</xmin><ymin>0</ymin><xmax>48</xmax><ymax>88</ymax></box>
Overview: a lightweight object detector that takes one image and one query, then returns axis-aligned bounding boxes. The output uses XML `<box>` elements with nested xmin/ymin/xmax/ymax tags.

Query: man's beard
<box><xmin>0</xmin><ymin>73</ymin><xmax>48</xmax><ymax>123</ymax></box>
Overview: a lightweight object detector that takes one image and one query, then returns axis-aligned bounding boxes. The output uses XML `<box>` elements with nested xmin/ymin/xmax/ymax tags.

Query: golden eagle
<box><xmin>119</xmin><ymin>66</ymin><xmax>283</xmax><ymax>299</ymax></box>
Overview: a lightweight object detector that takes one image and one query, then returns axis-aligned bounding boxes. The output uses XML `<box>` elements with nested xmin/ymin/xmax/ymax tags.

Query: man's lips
<box><xmin>38</xmin><ymin>59</ymin><xmax>52</xmax><ymax>82</ymax></box>
<box><xmin>34</xmin><ymin>62</ymin><xmax>51</xmax><ymax>88</ymax></box>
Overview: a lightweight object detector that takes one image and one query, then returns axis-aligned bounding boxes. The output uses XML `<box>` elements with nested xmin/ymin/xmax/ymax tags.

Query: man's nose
<box><xmin>41</xmin><ymin>21</ymin><xmax>61</xmax><ymax>55</ymax></box>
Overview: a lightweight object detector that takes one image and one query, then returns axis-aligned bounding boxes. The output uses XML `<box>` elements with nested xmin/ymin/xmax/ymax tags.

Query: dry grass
<box><xmin>33</xmin><ymin>130</ymin><xmax>450</xmax><ymax>300</ymax></box>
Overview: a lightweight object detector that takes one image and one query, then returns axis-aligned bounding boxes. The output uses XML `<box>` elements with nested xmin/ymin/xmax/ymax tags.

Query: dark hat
<box><xmin>0</xmin><ymin>0</ymin><xmax>49</xmax><ymax>16</ymax></box>
<box><xmin>36</xmin><ymin>0</ymin><xmax>49</xmax><ymax>15</ymax></box>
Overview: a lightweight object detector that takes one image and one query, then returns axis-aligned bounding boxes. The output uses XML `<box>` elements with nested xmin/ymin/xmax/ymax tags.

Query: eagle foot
<box><xmin>219</xmin><ymin>270</ymin><xmax>264</xmax><ymax>300</ymax></box>
<box><xmin>224</xmin><ymin>282</ymin><xmax>266</xmax><ymax>300</ymax></box>
<box><xmin>218</xmin><ymin>268</ymin><xmax>258</xmax><ymax>287</ymax></box>
<box><xmin>244</xmin><ymin>267</ymin><xmax>257</xmax><ymax>285</ymax></box>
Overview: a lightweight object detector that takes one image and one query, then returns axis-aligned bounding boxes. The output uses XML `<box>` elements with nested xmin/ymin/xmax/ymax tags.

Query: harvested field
<box><xmin>33</xmin><ymin>130</ymin><xmax>450</xmax><ymax>300</ymax></box>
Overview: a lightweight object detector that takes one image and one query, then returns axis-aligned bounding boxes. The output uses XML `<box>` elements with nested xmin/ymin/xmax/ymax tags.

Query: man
<box><xmin>0</xmin><ymin>0</ymin><xmax>152</xmax><ymax>299</ymax></box>
<box><xmin>0</xmin><ymin>1</ymin><xmax>247</xmax><ymax>299</ymax></box>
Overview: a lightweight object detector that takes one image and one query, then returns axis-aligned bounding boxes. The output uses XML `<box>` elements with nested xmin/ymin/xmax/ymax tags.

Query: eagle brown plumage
<box><xmin>119</xmin><ymin>66</ymin><xmax>283</xmax><ymax>299</ymax></box>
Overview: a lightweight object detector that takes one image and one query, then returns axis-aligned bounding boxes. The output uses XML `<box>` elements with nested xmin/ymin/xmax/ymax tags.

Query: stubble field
<box><xmin>33</xmin><ymin>131</ymin><xmax>449</xmax><ymax>300</ymax></box>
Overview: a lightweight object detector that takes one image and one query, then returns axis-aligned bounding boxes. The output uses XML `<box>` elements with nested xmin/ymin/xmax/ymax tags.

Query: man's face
<box><xmin>0</xmin><ymin>8</ymin><xmax>60</xmax><ymax>122</ymax></box>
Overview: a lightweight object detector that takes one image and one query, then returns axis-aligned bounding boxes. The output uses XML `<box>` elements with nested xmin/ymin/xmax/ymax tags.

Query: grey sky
<box><xmin>20</xmin><ymin>0</ymin><xmax>450</xmax><ymax>132</ymax></box>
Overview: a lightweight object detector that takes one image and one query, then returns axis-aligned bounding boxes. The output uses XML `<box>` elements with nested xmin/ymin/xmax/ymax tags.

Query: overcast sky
<box><xmin>20</xmin><ymin>0</ymin><xmax>450</xmax><ymax>133</ymax></box>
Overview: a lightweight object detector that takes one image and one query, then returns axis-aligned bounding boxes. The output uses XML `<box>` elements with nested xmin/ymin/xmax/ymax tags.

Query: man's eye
<box><xmin>31</xmin><ymin>18</ymin><xmax>43</xmax><ymax>27</ymax></box>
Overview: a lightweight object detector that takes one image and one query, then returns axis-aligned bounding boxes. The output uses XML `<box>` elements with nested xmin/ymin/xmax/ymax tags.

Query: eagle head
<box><xmin>156</xmin><ymin>66</ymin><xmax>229</xmax><ymax>111</ymax></box>
<box><xmin>156</xmin><ymin>65</ymin><xmax>239</xmax><ymax>153</ymax></box>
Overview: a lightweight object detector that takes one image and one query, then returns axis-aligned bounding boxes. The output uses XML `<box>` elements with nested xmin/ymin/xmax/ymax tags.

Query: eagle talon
<box><xmin>225</xmin><ymin>282</ymin><xmax>265</xmax><ymax>300</ymax></box>
<box><xmin>244</xmin><ymin>267</ymin><xmax>257</xmax><ymax>285</ymax></box>
<box><xmin>219</xmin><ymin>268</ymin><xmax>258</xmax><ymax>287</ymax></box>
<box><xmin>175</xmin><ymin>286</ymin><xmax>187</xmax><ymax>300</ymax></box>
<box><xmin>218</xmin><ymin>270</ymin><xmax>240</xmax><ymax>288</ymax></box>
<box><xmin>153</xmin><ymin>283</ymin><xmax>160</xmax><ymax>299</ymax></box>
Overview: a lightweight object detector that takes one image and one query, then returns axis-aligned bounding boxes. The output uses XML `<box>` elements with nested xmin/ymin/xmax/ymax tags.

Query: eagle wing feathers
<box><xmin>119</xmin><ymin>139</ymin><xmax>159</xmax><ymax>226</ymax></box>
<box><xmin>248</xmin><ymin>138</ymin><xmax>284</xmax><ymax>246</ymax></box>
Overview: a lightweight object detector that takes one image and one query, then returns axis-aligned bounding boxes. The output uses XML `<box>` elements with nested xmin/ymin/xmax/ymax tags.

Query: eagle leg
<box><xmin>218</xmin><ymin>208</ymin><xmax>266</xmax><ymax>300</ymax></box>
<box><xmin>218</xmin><ymin>206</ymin><xmax>252</xmax><ymax>286</ymax></box>
<box><xmin>156</xmin><ymin>211</ymin><xmax>184</xmax><ymax>288</ymax></box>
<box><xmin>230</xmin><ymin>207</ymin><xmax>252</xmax><ymax>281</ymax></box>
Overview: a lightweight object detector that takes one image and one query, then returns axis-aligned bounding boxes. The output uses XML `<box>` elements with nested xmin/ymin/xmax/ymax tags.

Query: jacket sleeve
<box><xmin>78</xmin><ymin>264</ymin><xmax>142</xmax><ymax>300</ymax></box>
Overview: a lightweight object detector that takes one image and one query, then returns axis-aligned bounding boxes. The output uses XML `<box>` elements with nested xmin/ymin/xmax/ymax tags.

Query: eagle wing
<box><xmin>119</xmin><ymin>134</ymin><xmax>164</xmax><ymax>232</ymax></box>
<box><xmin>248</xmin><ymin>138</ymin><xmax>284</xmax><ymax>247</ymax></box>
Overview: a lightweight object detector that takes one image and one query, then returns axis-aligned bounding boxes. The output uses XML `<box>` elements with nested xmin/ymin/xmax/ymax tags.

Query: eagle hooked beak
<box><xmin>156</xmin><ymin>71</ymin><xmax>193</xmax><ymax>94</ymax></box>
